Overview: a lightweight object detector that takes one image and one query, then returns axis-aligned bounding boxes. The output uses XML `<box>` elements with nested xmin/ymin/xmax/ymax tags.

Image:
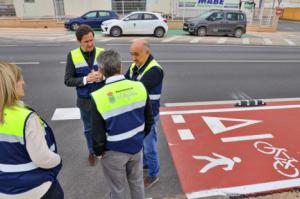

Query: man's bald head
<box><xmin>130</xmin><ymin>39</ymin><xmax>150</xmax><ymax>67</ymax></box>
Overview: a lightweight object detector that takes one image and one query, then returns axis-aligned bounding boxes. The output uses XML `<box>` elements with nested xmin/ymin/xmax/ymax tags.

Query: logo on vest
<box><xmin>107</xmin><ymin>92</ymin><xmax>116</xmax><ymax>104</ymax></box>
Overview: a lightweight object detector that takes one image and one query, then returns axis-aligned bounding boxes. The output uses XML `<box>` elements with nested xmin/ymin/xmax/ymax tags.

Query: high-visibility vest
<box><xmin>0</xmin><ymin>105</ymin><xmax>61</xmax><ymax>194</ymax></box>
<box><xmin>129</xmin><ymin>59</ymin><xmax>163</xmax><ymax>116</ymax></box>
<box><xmin>71</xmin><ymin>47</ymin><xmax>104</xmax><ymax>98</ymax></box>
<box><xmin>91</xmin><ymin>78</ymin><xmax>147</xmax><ymax>154</ymax></box>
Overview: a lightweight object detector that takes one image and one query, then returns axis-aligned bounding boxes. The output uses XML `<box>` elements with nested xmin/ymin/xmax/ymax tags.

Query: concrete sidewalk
<box><xmin>0</xmin><ymin>27</ymin><xmax>299</xmax><ymax>46</ymax></box>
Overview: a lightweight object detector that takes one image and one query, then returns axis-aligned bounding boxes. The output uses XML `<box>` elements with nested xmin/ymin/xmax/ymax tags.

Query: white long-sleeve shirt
<box><xmin>0</xmin><ymin>113</ymin><xmax>61</xmax><ymax>199</ymax></box>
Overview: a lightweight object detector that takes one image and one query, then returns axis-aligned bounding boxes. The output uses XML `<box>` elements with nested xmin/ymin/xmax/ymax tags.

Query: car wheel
<box><xmin>110</xmin><ymin>26</ymin><xmax>122</xmax><ymax>37</ymax></box>
<box><xmin>154</xmin><ymin>27</ymin><xmax>165</xmax><ymax>38</ymax></box>
<box><xmin>234</xmin><ymin>28</ymin><xmax>243</xmax><ymax>38</ymax></box>
<box><xmin>197</xmin><ymin>27</ymin><xmax>206</xmax><ymax>37</ymax></box>
<box><xmin>71</xmin><ymin>22</ymin><xmax>80</xmax><ymax>31</ymax></box>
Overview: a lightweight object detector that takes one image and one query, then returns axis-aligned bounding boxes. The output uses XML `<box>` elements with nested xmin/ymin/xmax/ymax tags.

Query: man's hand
<box><xmin>93</xmin><ymin>69</ymin><xmax>103</xmax><ymax>82</ymax></box>
<box><xmin>86</xmin><ymin>70</ymin><xmax>97</xmax><ymax>83</ymax></box>
<box><xmin>86</xmin><ymin>69</ymin><xmax>103</xmax><ymax>83</ymax></box>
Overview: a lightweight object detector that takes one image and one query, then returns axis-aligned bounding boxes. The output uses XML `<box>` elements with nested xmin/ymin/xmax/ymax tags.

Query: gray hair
<box><xmin>97</xmin><ymin>49</ymin><xmax>121</xmax><ymax>78</ymax></box>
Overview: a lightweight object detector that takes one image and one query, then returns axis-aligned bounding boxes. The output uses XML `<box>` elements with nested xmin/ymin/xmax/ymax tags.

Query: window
<box><xmin>99</xmin><ymin>11</ymin><xmax>110</xmax><ymax>17</ymax></box>
<box><xmin>226</xmin><ymin>13</ymin><xmax>239</xmax><ymax>21</ymax></box>
<box><xmin>239</xmin><ymin>13</ymin><xmax>245</xmax><ymax>21</ymax></box>
<box><xmin>24</xmin><ymin>0</ymin><xmax>34</xmax><ymax>2</ymax></box>
<box><xmin>126</xmin><ymin>13</ymin><xmax>142</xmax><ymax>21</ymax></box>
<box><xmin>143</xmin><ymin>14</ymin><xmax>158</xmax><ymax>20</ymax></box>
<box><xmin>83</xmin><ymin>11</ymin><xmax>97</xmax><ymax>18</ymax></box>
<box><xmin>210</xmin><ymin>12</ymin><xmax>224</xmax><ymax>21</ymax></box>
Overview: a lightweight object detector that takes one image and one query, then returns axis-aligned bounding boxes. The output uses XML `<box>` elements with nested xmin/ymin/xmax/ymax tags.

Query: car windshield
<box><xmin>195</xmin><ymin>10</ymin><xmax>214</xmax><ymax>19</ymax></box>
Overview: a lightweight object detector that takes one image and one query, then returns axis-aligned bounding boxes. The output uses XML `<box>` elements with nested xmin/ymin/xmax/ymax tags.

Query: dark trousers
<box><xmin>41</xmin><ymin>180</ymin><xmax>64</xmax><ymax>199</ymax></box>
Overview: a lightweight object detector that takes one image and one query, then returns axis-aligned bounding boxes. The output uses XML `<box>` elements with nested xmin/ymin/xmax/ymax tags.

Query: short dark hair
<box><xmin>75</xmin><ymin>24</ymin><xmax>94</xmax><ymax>41</ymax></box>
<box><xmin>97</xmin><ymin>49</ymin><xmax>122</xmax><ymax>78</ymax></box>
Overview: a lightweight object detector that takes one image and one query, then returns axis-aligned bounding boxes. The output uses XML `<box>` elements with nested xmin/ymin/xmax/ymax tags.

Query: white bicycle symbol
<box><xmin>254</xmin><ymin>141</ymin><xmax>299</xmax><ymax>178</ymax></box>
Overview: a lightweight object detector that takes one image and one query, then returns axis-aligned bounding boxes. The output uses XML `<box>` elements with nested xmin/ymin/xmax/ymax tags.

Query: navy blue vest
<box><xmin>71</xmin><ymin>47</ymin><xmax>104</xmax><ymax>99</ymax></box>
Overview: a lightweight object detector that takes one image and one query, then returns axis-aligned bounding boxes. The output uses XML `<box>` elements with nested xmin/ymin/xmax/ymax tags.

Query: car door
<box><xmin>82</xmin><ymin>11</ymin><xmax>98</xmax><ymax>28</ymax></box>
<box><xmin>225</xmin><ymin>12</ymin><xmax>240</xmax><ymax>34</ymax></box>
<box><xmin>122</xmin><ymin>13</ymin><xmax>143</xmax><ymax>34</ymax></box>
<box><xmin>136</xmin><ymin>13</ymin><xmax>159</xmax><ymax>34</ymax></box>
<box><xmin>206</xmin><ymin>11</ymin><xmax>225</xmax><ymax>35</ymax></box>
<box><xmin>98</xmin><ymin>11</ymin><xmax>112</xmax><ymax>28</ymax></box>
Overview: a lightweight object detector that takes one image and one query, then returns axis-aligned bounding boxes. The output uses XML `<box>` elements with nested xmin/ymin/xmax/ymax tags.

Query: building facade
<box><xmin>4</xmin><ymin>0</ymin><xmax>300</xmax><ymax>19</ymax></box>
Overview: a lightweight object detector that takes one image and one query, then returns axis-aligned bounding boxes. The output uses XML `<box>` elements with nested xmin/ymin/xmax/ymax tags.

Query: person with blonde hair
<box><xmin>0</xmin><ymin>61</ymin><xmax>63</xmax><ymax>199</ymax></box>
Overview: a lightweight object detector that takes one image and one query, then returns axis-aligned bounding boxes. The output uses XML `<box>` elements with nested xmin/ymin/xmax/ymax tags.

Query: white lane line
<box><xmin>99</xmin><ymin>38</ymin><xmax>114</xmax><ymax>42</ymax></box>
<box><xmin>217</xmin><ymin>38</ymin><xmax>227</xmax><ymax>44</ymax></box>
<box><xmin>263</xmin><ymin>38</ymin><xmax>272</xmax><ymax>45</ymax></box>
<box><xmin>160</xmin><ymin>104</ymin><xmax>300</xmax><ymax>115</ymax></box>
<box><xmin>178</xmin><ymin>129</ymin><xmax>195</xmax><ymax>140</ymax></box>
<box><xmin>35</xmin><ymin>44</ymin><xmax>61</xmax><ymax>47</ymax></box>
<box><xmin>11</xmin><ymin>62</ymin><xmax>40</xmax><ymax>65</ymax></box>
<box><xmin>284</xmin><ymin>39</ymin><xmax>296</xmax><ymax>46</ymax></box>
<box><xmin>221</xmin><ymin>134</ymin><xmax>274</xmax><ymax>142</ymax></box>
<box><xmin>0</xmin><ymin>44</ymin><xmax>19</xmax><ymax>47</ymax></box>
<box><xmin>161</xmin><ymin>36</ymin><xmax>180</xmax><ymax>43</ymax></box>
<box><xmin>51</xmin><ymin>108</ymin><xmax>80</xmax><ymax>120</ymax></box>
<box><xmin>189</xmin><ymin>37</ymin><xmax>203</xmax><ymax>43</ymax></box>
<box><xmin>242</xmin><ymin>38</ymin><xmax>250</xmax><ymax>44</ymax></box>
<box><xmin>165</xmin><ymin>97</ymin><xmax>300</xmax><ymax>107</ymax></box>
<box><xmin>186</xmin><ymin>178</ymin><xmax>300</xmax><ymax>199</ymax></box>
<box><xmin>171</xmin><ymin>115</ymin><xmax>185</xmax><ymax>123</ymax></box>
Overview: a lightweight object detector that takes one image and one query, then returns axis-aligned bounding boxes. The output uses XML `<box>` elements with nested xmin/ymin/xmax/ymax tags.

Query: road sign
<box><xmin>160</xmin><ymin>100</ymin><xmax>300</xmax><ymax>198</ymax></box>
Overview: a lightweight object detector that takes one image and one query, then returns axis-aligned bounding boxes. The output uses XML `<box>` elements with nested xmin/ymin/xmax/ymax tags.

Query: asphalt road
<box><xmin>1</xmin><ymin>41</ymin><xmax>300</xmax><ymax>199</ymax></box>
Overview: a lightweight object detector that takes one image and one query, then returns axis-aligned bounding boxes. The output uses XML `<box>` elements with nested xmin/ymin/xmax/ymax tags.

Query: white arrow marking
<box><xmin>202</xmin><ymin>116</ymin><xmax>261</xmax><ymax>134</ymax></box>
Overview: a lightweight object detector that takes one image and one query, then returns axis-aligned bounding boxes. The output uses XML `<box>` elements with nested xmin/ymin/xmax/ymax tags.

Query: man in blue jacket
<box><xmin>125</xmin><ymin>39</ymin><xmax>164</xmax><ymax>189</ymax></box>
<box><xmin>64</xmin><ymin>24</ymin><xmax>104</xmax><ymax>166</ymax></box>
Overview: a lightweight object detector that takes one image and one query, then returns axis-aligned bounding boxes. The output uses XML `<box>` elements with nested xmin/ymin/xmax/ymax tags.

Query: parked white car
<box><xmin>101</xmin><ymin>11</ymin><xmax>168</xmax><ymax>37</ymax></box>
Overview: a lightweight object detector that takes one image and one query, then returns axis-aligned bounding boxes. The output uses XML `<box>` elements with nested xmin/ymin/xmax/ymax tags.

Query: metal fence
<box><xmin>112</xmin><ymin>0</ymin><xmax>146</xmax><ymax>16</ymax></box>
<box><xmin>0</xmin><ymin>2</ymin><xmax>16</xmax><ymax>16</ymax></box>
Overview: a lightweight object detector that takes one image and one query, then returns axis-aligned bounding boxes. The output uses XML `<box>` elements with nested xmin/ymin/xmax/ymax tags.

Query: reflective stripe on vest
<box><xmin>91</xmin><ymin>79</ymin><xmax>147</xmax><ymax>142</ymax></box>
<box><xmin>107</xmin><ymin>123</ymin><xmax>145</xmax><ymax>142</ymax></box>
<box><xmin>101</xmin><ymin>100</ymin><xmax>146</xmax><ymax>120</ymax></box>
<box><xmin>130</xmin><ymin>59</ymin><xmax>162</xmax><ymax>81</ymax></box>
<box><xmin>71</xmin><ymin>47</ymin><xmax>104</xmax><ymax>69</ymax></box>
<box><xmin>130</xmin><ymin>59</ymin><xmax>163</xmax><ymax>100</ymax></box>
<box><xmin>0</xmin><ymin>143</ymin><xmax>55</xmax><ymax>173</ymax></box>
<box><xmin>0</xmin><ymin>134</ymin><xmax>24</xmax><ymax>144</ymax></box>
<box><xmin>0</xmin><ymin>162</ymin><xmax>38</xmax><ymax>173</ymax></box>
<box><xmin>149</xmin><ymin>94</ymin><xmax>161</xmax><ymax>100</ymax></box>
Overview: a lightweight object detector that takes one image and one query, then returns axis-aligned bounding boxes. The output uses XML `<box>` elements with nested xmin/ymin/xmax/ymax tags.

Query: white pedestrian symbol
<box><xmin>193</xmin><ymin>153</ymin><xmax>241</xmax><ymax>173</ymax></box>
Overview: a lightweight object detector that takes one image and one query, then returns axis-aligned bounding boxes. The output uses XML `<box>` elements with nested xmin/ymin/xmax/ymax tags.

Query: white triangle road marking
<box><xmin>202</xmin><ymin>116</ymin><xmax>261</xmax><ymax>134</ymax></box>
